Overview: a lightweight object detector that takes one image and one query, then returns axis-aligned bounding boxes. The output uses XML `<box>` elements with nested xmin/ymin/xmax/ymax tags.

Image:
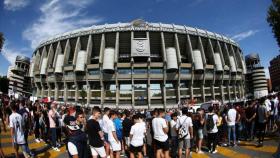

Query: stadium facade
<box><xmin>30</xmin><ymin>20</ymin><xmax>247</xmax><ymax>108</ymax></box>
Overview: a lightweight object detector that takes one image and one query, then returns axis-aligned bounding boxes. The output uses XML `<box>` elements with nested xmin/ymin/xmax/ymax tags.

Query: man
<box><xmin>102</xmin><ymin>107</ymin><xmax>111</xmax><ymax>156</ymax></box>
<box><xmin>225</xmin><ymin>104</ymin><xmax>240</xmax><ymax>146</ymax></box>
<box><xmin>129</xmin><ymin>114</ymin><xmax>146</xmax><ymax>158</ymax></box>
<box><xmin>86</xmin><ymin>106</ymin><xmax>106</xmax><ymax>158</ymax></box>
<box><xmin>9</xmin><ymin>103</ymin><xmax>34</xmax><ymax>158</ymax></box>
<box><xmin>245</xmin><ymin>101</ymin><xmax>256</xmax><ymax>141</ymax></box>
<box><xmin>176</xmin><ymin>108</ymin><xmax>193</xmax><ymax>158</ymax></box>
<box><xmin>108</xmin><ymin>110</ymin><xmax>121</xmax><ymax>158</ymax></box>
<box><xmin>75</xmin><ymin>110</ymin><xmax>86</xmax><ymax>131</ymax></box>
<box><xmin>122</xmin><ymin>110</ymin><xmax>133</xmax><ymax>154</ymax></box>
<box><xmin>152</xmin><ymin>108</ymin><xmax>169</xmax><ymax>158</ymax></box>
<box><xmin>170</xmin><ymin>112</ymin><xmax>178</xmax><ymax>158</ymax></box>
<box><xmin>48</xmin><ymin>103</ymin><xmax>60</xmax><ymax>151</ymax></box>
<box><xmin>206</xmin><ymin>106</ymin><xmax>219</xmax><ymax>154</ymax></box>
<box><xmin>257</xmin><ymin>97</ymin><xmax>269</xmax><ymax>147</ymax></box>
<box><xmin>65</xmin><ymin>116</ymin><xmax>87</xmax><ymax>158</ymax></box>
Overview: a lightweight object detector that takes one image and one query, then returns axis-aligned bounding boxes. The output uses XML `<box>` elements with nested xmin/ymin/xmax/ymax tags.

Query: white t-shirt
<box><xmin>67</xmin><ymin>142</ymin><xmax>78</xmax><ymax>156</ymax></box>
<box><xmin>130</xmin><ymin>122</ymin><xmax>146</xmax><ymax>147</ymax></box>
<box><xmin>206</xmin><ymin>113</ymin><xmax>218</xmax><ymax>133</ymax></box>
<box><xmin>265</xmin><ymin>99</ymin><xmax>271</xmax><ymax>112</ymax></box>
<box><xmin>227</xmin><ymin>109</ymin><xmax>237</xmax><ymax>126</ymax></box>
<box><xmin>170</xmin><ymin>120</ymin><xmax>177</xmax><ymax>137</ymax></box>
<box><xmin>9</xmin><ymin>112</ymin><xmax>26</xmax><ymax>145</ymax></box>
<box><xmin>176</xmin><ymin>115</ymin><xmax>193</xmax><ymax>139</ymax></box>
<box><xmin>102</xmin><ymin>115</ymin><xmax>110</xmax><ymax>133</ymax></box>
<box><xmin>107</xmin><ymin>119</ymin><xmax>116</xmax><ymax>142</ymax></box>
<box><xmin>152</xmin><ymin>117</ymin><xmax>168</xmax><ymax>142</ymax></box>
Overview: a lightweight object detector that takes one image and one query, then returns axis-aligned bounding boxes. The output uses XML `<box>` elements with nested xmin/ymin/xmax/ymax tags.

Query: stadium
<box><xmin>30</xmin><ymin>20</ymin><xmax>247</xmax><ymax>109</ymax></box>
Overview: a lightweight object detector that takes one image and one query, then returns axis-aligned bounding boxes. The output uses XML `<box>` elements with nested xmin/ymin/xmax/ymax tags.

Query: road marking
<box><xmin>191</xmin><ymin>152</ymin><xmax>210</xmax><ymax>158</ymax></box>
<box><xmin>217</xmin><ymin>146</ymin><xmax>251</xmax><ymax>158</ymax></box>
<box><xmin>239</xmin><ymin>141</ymin><xmax>277</xmax><ymax>153</ymax></box>
<box><xmin>36</xmin><ymin>146</ymin><xmax>66</xmax><ymax>158</ymax></box>
<box><xmin>1</xmin><ymin>141</ymin><xmax>45</xmax><ymax>155</ymax></box>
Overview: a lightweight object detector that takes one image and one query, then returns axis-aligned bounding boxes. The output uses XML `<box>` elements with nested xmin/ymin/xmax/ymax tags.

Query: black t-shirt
<box><xmin>122</xmin><ymin>118</ymin><xmax>133</xmax><ymax>137</ymax></box>
<box><xmin>86</xmin><ymin>119</ymin><xmax>103</xmax><ymax>147</ymax></box>
<box><xmin>245</xmin><ymin>107</ymin><xmax>256</xmax><ymax>119</ymax></box>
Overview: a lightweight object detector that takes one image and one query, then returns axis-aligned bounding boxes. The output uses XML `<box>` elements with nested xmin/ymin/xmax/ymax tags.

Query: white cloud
<box><xmin>23</xmin><ymin>0</ymin><xmax>103</xmax><ymax>49</ymax></box>
<box><xmin>1</xmin><ymin>44</ymin><xmax>24</xmax><ymax>65</ymax></box>
<box><xmin>264</xmin><ymin>68</ymin><xmax>270</xmax><ymax>79</ymax></box>
<box><xmin>4</xmin><ymin>0</ymin><xmax>30</xmax><ymax>11</ymax></box>
<box><xmin>231</xmin><ymin>30</ymin><xmax>259</xmax><ymax>41</ymax></box>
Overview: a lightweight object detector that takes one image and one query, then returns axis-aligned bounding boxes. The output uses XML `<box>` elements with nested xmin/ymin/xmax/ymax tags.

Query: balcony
<box><xmin>58</xmin><ymin>90</ymin><xmax>64</xmax><ymax>98</ymax></box>
<box><xmin>91</xmin><ymin>91</ymin><xmax>101</xmax><ymax>99</ymax></box>
<box><xmin>47</xmin><ymin>76</ymin><xmax>55</xmax><ymax>82</ymax></box>
<box><xmin>65</xmin><ymin>75</ymin><xmax>75</xmax><ymax>81</ymax></box>
<box><xmin>67</xmin><ymin>91</ymin><xmax>76</xmax><ymax>99</ymax></box>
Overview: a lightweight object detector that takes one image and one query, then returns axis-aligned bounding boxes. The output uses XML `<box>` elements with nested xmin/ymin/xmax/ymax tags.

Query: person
<box><xmin>176</xmin><ymin>107</ymin><xmax>193</xmax><ymax>158</ymax></box>
<box><xmin>86</xmin><ymin>106</ymin><xmax>106</xmax><ymax>158</ymax></box>
<box><xmin>245</xmin><ymin>101</ymin><xmax>256</xmax><ymax>141</ymax></box>
<box><xmin>75</xmin><ymin>110</ymin><xmax>86</xmax><ymax>131</ymax></box>
<box><xmin>122</xmin><ymin>110</ymin><xmax>133</xmax><ymax>156</ymax></box>
<box><xmin>102</xmin><ymin>107</ymin><xmax>111</xmax><ymax>157</ymax></box>
<box><xmin>48</xmin><ymin>102</ymin><xmax>60</xmax><ymax>151</ymax></box>
<box><xmin>152</xmin><ymin>108</ymin><xmax>169</xmax><ymax>158</ymax></box>
<box><xmin>113</xmin><ymin>112</ymin><xmax>123</xmax><ymax>149</ymax></box>
<box><xmin>108</xmin><ymin>110</ymin><xmax>121</xmax><ymax>158</ymax></box>
<box><xmin>257</xmin><ymin>97</ymin><xmax>269</xmax><ymax>147</ymax></box>
<box><xmin>194</xmin><ymin>108</ymin><xmax>205</xmax><ymax>154</ymax></box>
<box><xmin>129</xmin><ymin>114</ymin><xmax>146</xmax><ymax>158</ymax></box>
<box><xmin>170</xmin><ymin>112</ymin><xmax>178</xmax><ymax>158</ymax></box>
<box><xmin>33</xmin><ymin>101</ymin><xmax>42</xmax><ymax>143</ymax></box>
<box><xmin>225</xmin><ymin>104</ymin><xmax>239</xmax><ymax>146</ymax></box>
<box><xmin>206</xmin><ymin>106</ymin><xmax>219</xmax><ymax>154</ymax></box>
<box><xmin>65</xmin><ymin>116</ymin><xmax>87</xmax><ymax>158</ymax></box>
<box><xmin>9</xmin><ymin>103</ymin><xmax>34</xmax><ymax>158</ymax></box>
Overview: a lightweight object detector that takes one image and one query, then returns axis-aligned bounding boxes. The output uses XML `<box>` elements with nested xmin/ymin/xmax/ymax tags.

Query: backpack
<box><xmin>178</xmin><ymin>117</ymin><xmax>188</xmax><ymax>140</ymax></box>
<box><xmin>206</xmin><ymin>114</ymin><xmax>215</xmax><ymax>131</ymax></box>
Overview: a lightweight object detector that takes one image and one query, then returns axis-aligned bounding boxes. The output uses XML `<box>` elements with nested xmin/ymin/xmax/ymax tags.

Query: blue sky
<box><xmin>0</xmin><ymin>0</ymin><xmax>279</xmax><ymax>77</ymax></box>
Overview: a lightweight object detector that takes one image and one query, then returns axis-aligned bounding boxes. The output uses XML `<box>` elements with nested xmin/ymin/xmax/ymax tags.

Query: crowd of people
<box><xmin>0</xmin><ymin>93</ymin><xmax>280</xmax><ymax>158</ymax></box>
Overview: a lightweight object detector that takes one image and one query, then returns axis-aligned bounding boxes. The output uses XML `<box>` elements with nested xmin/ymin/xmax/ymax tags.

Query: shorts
<box><xmin>130</xmin><ymin>145</ymin><xmax>143</xmax><ymax>153</ymax></box>
<box><xmin>109</xmin><ymin>140</ymin><xmax>121</xmax><ymax>152</ymax></box>
<box><xmin>104</xmin><ymin>133</ymin><xmax>109</xmax><ymax>143</ymax></box>
<box><xmin>197</xmin><ymin>129</ymin><xmax>204</xmax><ymax>139</ymax></box>
<box><xmin>90</xmin><ymin>146</ymin><xmax>106</xmax><ymax>157</ymax></box>
<box><xmin>154</xmin><ymin>139</ymin><xmax>169</xmax><ymax>151</ymax></box>
<box><xmin>179</xmin><ymin>139</ymin><xmax>191</xmax><ymax>149</ymax></box>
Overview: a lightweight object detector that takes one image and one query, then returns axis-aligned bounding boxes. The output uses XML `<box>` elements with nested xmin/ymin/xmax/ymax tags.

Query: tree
<box><xmin>267</xmin><ymin>0</ymin><xmax>280</xmax><ymax>49</ymax></box>
<box><xmin>79</xmin><ymin>88</ymin><xmax>87</xmax><ymax>107</ymax></box>
<box><xmin>0</xmin><ymin>76</ymin><xmax>9</xmax><ymax>94</ymax></box>
<box><xmin>0</xmin><ymin>32</ymin><xmax>4</xmax><ymax>52</ymax></box>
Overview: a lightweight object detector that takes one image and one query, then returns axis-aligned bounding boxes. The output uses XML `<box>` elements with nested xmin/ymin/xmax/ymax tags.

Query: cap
<box><xmin>64</xmin><ymin>116</ymin><xmax>80</xmax><ymax>131</ymax></box>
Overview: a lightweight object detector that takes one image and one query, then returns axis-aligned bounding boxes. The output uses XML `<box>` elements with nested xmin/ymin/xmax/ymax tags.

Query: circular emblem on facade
<box><xmin>136</xmin><ymin>40</ymin><xmax>145</xmax><ymax>52</ymax></box>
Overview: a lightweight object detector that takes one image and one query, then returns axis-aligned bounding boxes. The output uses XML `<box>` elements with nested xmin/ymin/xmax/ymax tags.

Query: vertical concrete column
<box><xmin>211</xmin><ymin>83</ymin><xmax>215</xmax><ymax>100</ymax></box>
<box><xmin>86</xmin><ymin>80</ymin><xmax>90</xmax><ymax>106</ymax></box>
<box><xmin>177</xmin><ymin>67</ymin><xmax>181</xmax><ymax>103</ymax></box>
<box><xmin>47</xmin><ymin>82</ymin><xmax>51</xmax><ymax>97</ymax></box>
<box><xmin>116</xmin><ymin>80</ymin><xmax>119</xmax><ymax>108</ymax></box>
<box><xmin>100</xmin><ymin>81</ymin><xmax>104</xmax><ymax>108</ymax></box>
<box><xmin>201</xmin><ymin>84</ymin><xmax>205</xmax><ymax>103</ymax></box>
<box><xmin>64</xmin><ymin>82</ymin><xmax>67</xmax><ymax>102</ymax></box>
<box><xmin>147</xmin><ymin>58</ymin><xmax>151</xmax><ymax>110</ymax></box>
<box><xmin>54</xmin><ymin>82</ymin><xmax>58</xmax><ymax>101</ymax></box>
<box><xmin>220</xmin><ymin>84</ymin><xmax>224</xmax><ymax>104</ymax></box>
<box><xmin>75</xmin><ymin>83</ymin><xmax>78</xmax><ymax>103</ymax></box>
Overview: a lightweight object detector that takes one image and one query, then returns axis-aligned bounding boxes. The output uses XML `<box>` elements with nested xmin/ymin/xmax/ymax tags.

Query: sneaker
<box><xmin>52</xmin><ymin>147</ymin><xmax>60</xmax><ymax>152</ymax></box>
<box><xmin>35</xmin><ymin>139</ymin><xmax>40</xmax><ymax>143</ymax></box>
<box><xmin>40</xmin><ymin>139</ymin><xmax>44</xmax><ymax>142</ymax></box>
<box><xmin>212</xmin><ymin>150</ymin><xmax>218</xmax><ymax>154</ymax></box>
<box><xmin>198</xmin><ymin>150</ymin><xmax>204</xmax><ymax>154</ymax></box>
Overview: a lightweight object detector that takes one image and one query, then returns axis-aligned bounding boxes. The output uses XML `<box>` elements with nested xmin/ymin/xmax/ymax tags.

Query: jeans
<box><xmin>245</xmin><ymin>121</ymin><xmax>255</xmax><ymax>140</ymax></box>
<box><xmin>236</xmin><ymin>122</ymin><xmax>243</xmax><ymax>141</ymax></box>
<box><xmin>171</xmin><ymin>136</ymin><xmax>178</xmax><ymax>157</ymax></box>
<box><xmin>257</xmin><ymin>122</ymin><xmax>266</xmax><ymax>144</ymax></box>
<box><xmin>50</xmin><ymin>128</ymin><xmax>57</xmax><ymax>147</ymax></box>
<box><xmin>207</xmin><ymin>132</ymin><xmax>218</xmax><ymax>152</ymax></box>
<box><xmin>228</xmin><ymin>125</ymin><xmax>236</xmax><ymax>145</ymax></box>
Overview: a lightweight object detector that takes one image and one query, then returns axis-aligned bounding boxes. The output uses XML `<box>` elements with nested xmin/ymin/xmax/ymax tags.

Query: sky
<box><xmin>0</xmin><ymin>0</ymin><xmax>279</xmax><ymax>78</ymax></box>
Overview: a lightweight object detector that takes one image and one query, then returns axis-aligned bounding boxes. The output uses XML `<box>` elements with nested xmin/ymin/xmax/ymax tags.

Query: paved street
<box><xmin>1</xmin><ymin>128</ymin><xmax>279</xmax><ymax>158</ymax></box>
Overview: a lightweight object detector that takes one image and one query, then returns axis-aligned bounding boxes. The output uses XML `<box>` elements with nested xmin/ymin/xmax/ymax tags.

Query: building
<box><xmin>8</xmin><ymin>56</ymin><xmax>32</xmax><ymax>97</ymax></box>
<box><xmin>7</xmin><ymin>65</ymin><xmax>14</xmax><ymax>79</ymax></box>
<box><xmin>30</xmin><ymin>20</ymin><xmax>247</xmax><ymax>108</ymax></box>
<box><xmin>245</xmin><ymin>53</ymin><xmax>268</xmax><ymax>99</ymax></box>
<box><xmin>267</xmin><ymin>79</ymin><xmax>272</xmax><ymax>92</ymax></box>
<box><xmin>269</xmin><ymin>54</ymin><xmax>280</xmax><ymax>91</ymax></box>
